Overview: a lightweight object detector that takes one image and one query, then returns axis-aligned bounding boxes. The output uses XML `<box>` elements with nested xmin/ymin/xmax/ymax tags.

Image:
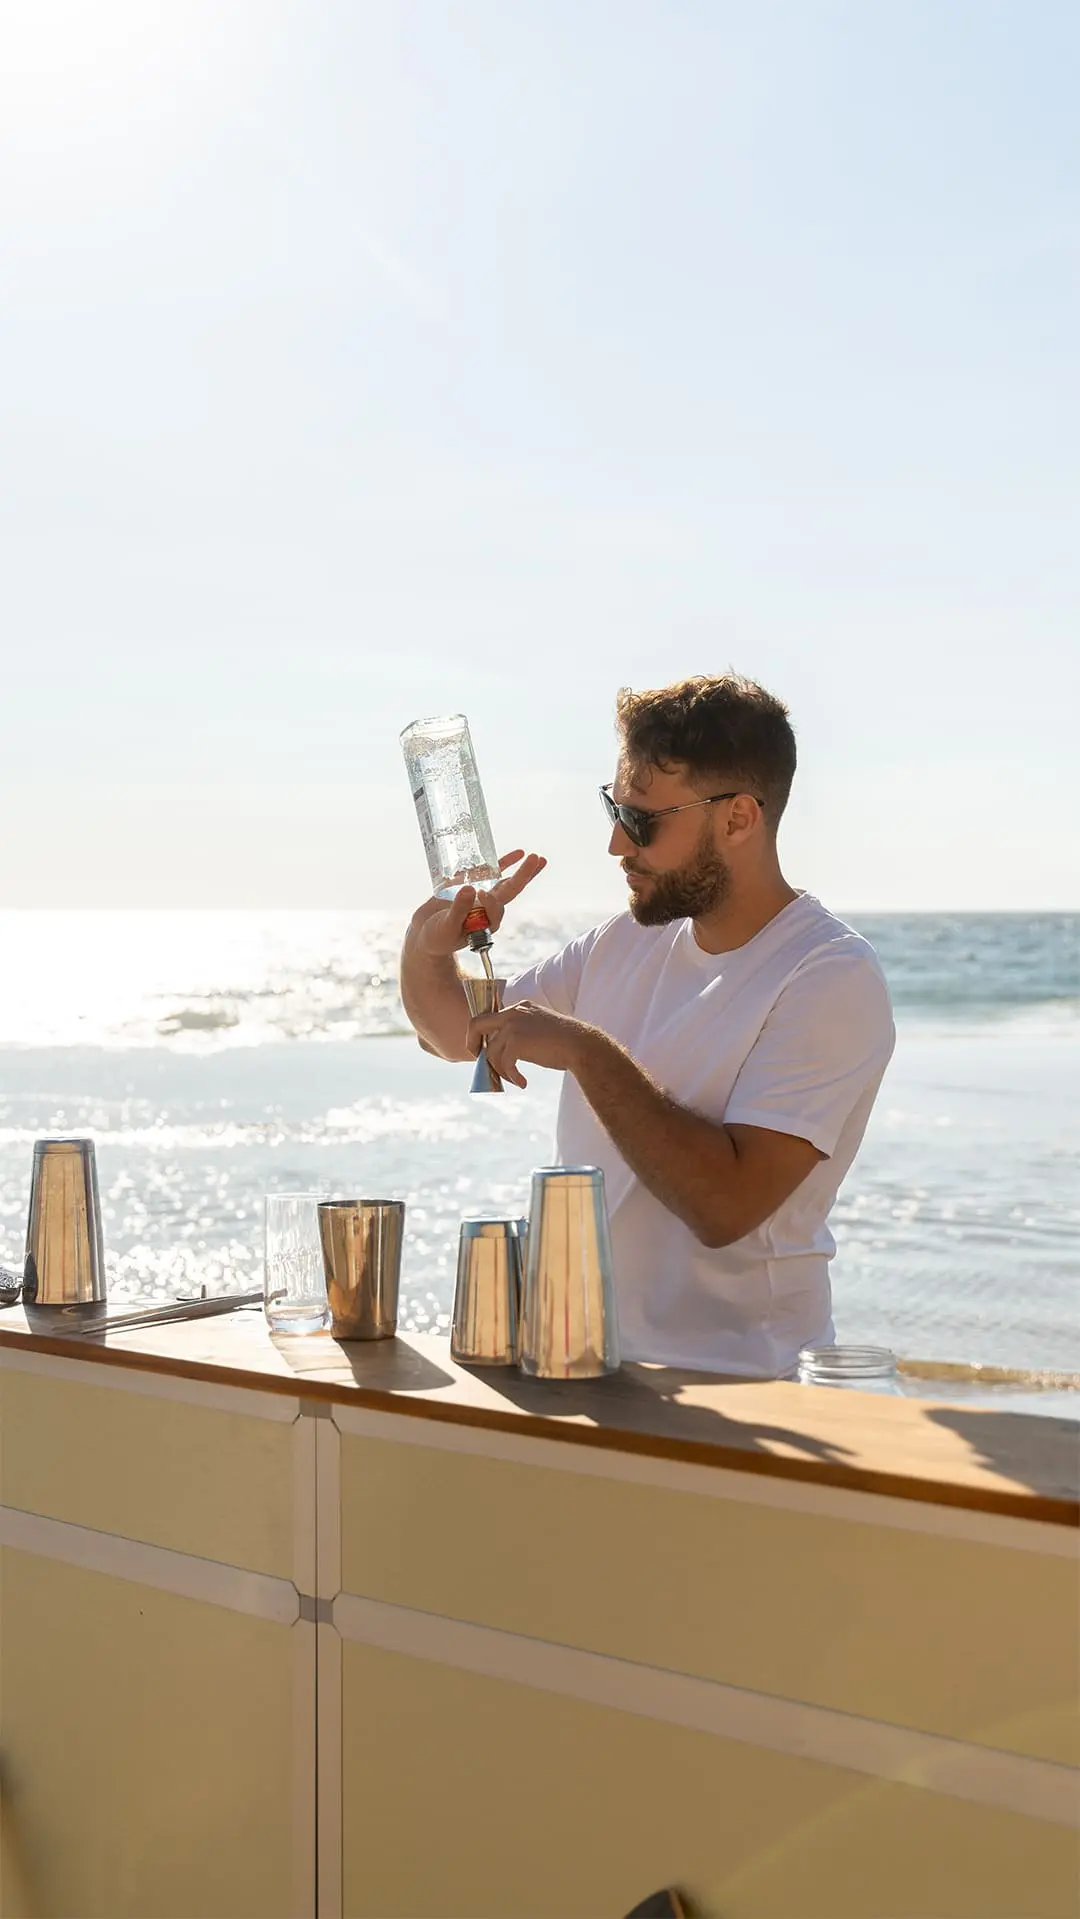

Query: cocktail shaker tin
<box><xmin>24</xmin><ymin>1137</ymin><xmax>107</xmax><ymax>1308</ymax></box>
<box><xmin>450</xmin><ymin>1217</ymin><xmax>526</xmax><ymax>1366</ymax></box>
<box><xmin>318</xmin><ymin>1200</ymin><xmax>404</xmax><ymax>1340</ymax></box>
<box><xmin>519</xmin><ymin>1167</ymin><xmax>620</xmax><ymax>1379</ymax></box>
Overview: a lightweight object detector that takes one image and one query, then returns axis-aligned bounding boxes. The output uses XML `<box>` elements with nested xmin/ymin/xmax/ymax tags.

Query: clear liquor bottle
<box><xmin>400</xmin><ymin>713</ymin><xmax>500</xmax><ymax>950</ymax></box>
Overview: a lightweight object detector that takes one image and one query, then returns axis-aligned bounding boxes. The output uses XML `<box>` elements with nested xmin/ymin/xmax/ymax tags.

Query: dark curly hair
<box><xmin>616</xmin><ymin>674</ymin><xmax>797</xmax><ymax>827</ymax></box>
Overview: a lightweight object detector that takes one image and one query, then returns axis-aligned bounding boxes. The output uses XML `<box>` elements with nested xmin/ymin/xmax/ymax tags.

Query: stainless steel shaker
<box><xmin>519</xmin><ymin>1167</ymin><xmax>620</xmax><ymax>1379</ymax></box>
<box><xmin>450</xmin><ymin>1217</ymin><xmax>527</xmax><ymax>1366</ymax></box>
<box><xmin>24</xmin><ymin>1137</ymin><xmax>107</xmax><ymax>1307</ymax></box>
<box><xmin>318</xmin><ymin>1200</ymin><xmax>404</xmax><ymax>1340</ymax></box>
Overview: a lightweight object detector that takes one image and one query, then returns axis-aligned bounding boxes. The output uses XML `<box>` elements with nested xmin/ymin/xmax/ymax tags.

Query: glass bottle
<box><xmin>797</xmin><ymin>1345</ymin><xmax>902</xmax><ymax>1395</ymax></box>
<box><xmin>400</xmin><ymin>713</ymin><xmax>500</xmax><ymax>951</ymax></box>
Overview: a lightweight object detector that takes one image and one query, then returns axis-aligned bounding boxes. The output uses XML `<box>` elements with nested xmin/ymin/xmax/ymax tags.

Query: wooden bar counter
<box><xmin>1</xmin><ymin>1305</ymin><xmax>1077</xmax><ymax>1919</ymax></box>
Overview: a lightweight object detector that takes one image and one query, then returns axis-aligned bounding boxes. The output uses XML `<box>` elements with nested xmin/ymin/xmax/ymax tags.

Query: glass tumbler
<box><xmin>264</xmin><ymin>1193</ymin><xmax>330</xmax><ymax>1335</ymax></box>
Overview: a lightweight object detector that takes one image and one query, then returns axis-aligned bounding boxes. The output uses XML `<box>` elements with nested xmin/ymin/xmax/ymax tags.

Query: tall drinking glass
<box><xmin>264</xmin><ymin>1193</ymin><xmax>330</xmax><ymax>1335</ymax></box>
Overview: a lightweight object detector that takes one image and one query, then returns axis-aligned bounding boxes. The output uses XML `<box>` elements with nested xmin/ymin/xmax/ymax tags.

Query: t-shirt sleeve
<box><xmin>723</xmin><ymin>946</ymin><xmax>896</xmax><ymax>1157</ymax></box>
<box><xmin>501</xmin><ymin>924</ymin><xmax>606</xmax><ymax>1018</ymax></box>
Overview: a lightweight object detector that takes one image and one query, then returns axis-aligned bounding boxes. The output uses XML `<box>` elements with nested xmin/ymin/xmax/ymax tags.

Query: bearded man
<box><xmin>399</xmin><ymin>674</ymin><xmax>894</xmax><ymax>1378</ymax></box>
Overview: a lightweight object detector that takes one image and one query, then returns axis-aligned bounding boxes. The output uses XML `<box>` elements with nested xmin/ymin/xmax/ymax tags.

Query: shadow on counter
<box><xmin>466</xmin><ymin>1361</ymin><xmax>860</xmax><ymax>1473</ymax></box>
<box><xmin>924</xmin><ymin>1403</ymin><xmax>1080</xmax><ymax>1504</ymax></box>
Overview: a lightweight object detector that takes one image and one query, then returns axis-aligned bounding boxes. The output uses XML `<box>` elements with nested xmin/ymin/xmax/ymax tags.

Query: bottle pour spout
<box><xmin>463</xmin><ymin>906</ymin><xmax>493</xmax><ymax>950</ymax></box>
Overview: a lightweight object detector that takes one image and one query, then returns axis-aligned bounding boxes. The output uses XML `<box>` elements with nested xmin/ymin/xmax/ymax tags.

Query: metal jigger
<box><xmin>459</xmin><ymin>968</ymin><xmax>505</xmax><ymax>1095</ymax></box>
<box><xmin>24</xmin><ymin>1137</ymin><xmax>107</xmax><ymax>1309</ymax></box>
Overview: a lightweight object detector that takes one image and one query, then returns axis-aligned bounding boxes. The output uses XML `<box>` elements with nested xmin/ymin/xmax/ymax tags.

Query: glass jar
<box><xmin>797</xmin><ymin>1344</ymin><xmax>902</xmax><ymax>1395</ymax></box>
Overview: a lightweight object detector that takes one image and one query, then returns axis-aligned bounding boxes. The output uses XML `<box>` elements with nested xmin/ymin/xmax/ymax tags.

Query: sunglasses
<box><xmin>599</xmin><ymin>783</ymin><xmax>762</xmax><ymax>849</ymax></box>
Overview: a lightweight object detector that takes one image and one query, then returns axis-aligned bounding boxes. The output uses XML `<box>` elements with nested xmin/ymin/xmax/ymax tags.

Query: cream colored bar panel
<box><xmin>0</xmin><ymin>1506</ymin><xmax>299</xmax><ymax>1623</ymax></box>
<box><xmin>338</xmin><ymin>1431</ymin><xmax>1079</xmax><ymax>1766</ymax></box>
<box><xmin>0</xmin><ymin>1343</ymin><xmax>299</xmax><ymax>1419</ymax></box>
<box><xmin>0</xmin><ymin>1547</ymin><xmax>308</xmax><ymax>1919</ymax></box>
<box><xmin>340</xmin><ymin>1640</ymin><xmax>1079</xmax><ymax>1919</ymax></box>
<box><xmin>334</xmin><ymin>1593</ymin><xmax>1077</xmax><ymax>1828</ymax></box>
<box><xmin>333</xmin><ymin>1400</ymin><xmax>1078</xmax><ymax>1555</ymax></box>
<box><xmin>0</xmin><ymin>1361</ymin><xmax>298</xmax><ymax>1577</ymax></box>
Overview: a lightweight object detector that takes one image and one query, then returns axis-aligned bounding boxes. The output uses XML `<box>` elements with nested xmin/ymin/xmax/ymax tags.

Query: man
<box><xmin>399</xmin><ymin>674</ymin><xmax>894</xmax><ymax>1378</ymax></box>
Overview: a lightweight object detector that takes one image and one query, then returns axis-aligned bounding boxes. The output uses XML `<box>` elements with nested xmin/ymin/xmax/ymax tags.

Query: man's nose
<box><xmin>608</xmin><ymin>821</ymin><xmax>636</xmax><ymax>858</ymax></box>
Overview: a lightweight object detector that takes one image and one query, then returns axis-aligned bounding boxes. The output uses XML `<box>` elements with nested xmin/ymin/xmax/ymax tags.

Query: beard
<box><xmin>625</xmin><ymin>827</ymin><xmax>732</xmax><ymax>926</ymax></box>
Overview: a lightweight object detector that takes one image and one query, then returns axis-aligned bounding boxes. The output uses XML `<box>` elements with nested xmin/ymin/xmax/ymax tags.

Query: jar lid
<box><xmin>798</xmin><ymin>1343</ymin><xmax>898</xmax><ymax>1379</ymax></box>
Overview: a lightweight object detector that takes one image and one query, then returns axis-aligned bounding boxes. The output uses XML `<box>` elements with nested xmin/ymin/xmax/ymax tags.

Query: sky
<box><xmin>1</xmin><ymin>0</ymin><xmax>1077</xmax><ymax>913</ymax></box>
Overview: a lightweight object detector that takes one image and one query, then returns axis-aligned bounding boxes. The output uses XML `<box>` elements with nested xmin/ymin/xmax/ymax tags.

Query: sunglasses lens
<box><xmin>601</xmin><ymin>788</ymin><xmax>650</xmax><ymax>847</ymax></box>
<box><xmin>620</xmin><ymin>806</ymin><xmax>650</xmax><ymax>847</ymax></box>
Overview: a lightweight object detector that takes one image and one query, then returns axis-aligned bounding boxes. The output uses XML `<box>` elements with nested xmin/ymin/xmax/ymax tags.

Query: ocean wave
<box><xmin>0</xmin><ymin>909</ymin><xmax>1074</xmax><ymax>1051</ymax></box>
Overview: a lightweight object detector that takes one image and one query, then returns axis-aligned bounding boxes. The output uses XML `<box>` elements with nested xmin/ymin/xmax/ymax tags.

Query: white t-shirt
<box><xmin>503</xmin><ymin>894</ymin><xmax>895</xmax><ymax>1378</ymax></box>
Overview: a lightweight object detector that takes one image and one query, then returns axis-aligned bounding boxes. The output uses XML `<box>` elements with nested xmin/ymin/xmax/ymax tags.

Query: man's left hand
<box><xmin>466</xmin><ymin>1001</ymin><xmax>596</xmax><ymax>1089</ymax></box>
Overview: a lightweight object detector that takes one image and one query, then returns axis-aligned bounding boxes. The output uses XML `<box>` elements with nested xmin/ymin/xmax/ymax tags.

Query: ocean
<box><xmin>0</xmin><ymin>910</ymin><xmax>1076</xmax><ymax>1384</ymax></box>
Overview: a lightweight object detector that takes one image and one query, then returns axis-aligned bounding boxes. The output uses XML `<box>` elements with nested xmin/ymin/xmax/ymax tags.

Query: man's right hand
<box><xmin>410</xmin><ymin>850</ymin><xmax>547</xmax><ymax>957</ymax></box>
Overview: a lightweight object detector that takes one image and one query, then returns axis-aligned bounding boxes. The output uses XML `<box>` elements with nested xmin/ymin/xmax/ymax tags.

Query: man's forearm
<box><xmin>470</xmin><ymin>999</ymin><xmax>822</xmax><ymax>1245</ymax></box>
<box><xmin>399</xmin><ymin>922</ymin><xmax>473</xmax><ymax>1060</ymax></box>
<box><xmin>572</xmin><ymin>1028</ymin><xmax>739</xmax><ymax>1243</ymax></box>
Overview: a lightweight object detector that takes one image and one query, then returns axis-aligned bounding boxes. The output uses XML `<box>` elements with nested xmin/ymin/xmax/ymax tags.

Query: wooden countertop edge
<box><xmin>3</xmin><ymin>1324</ymin><xmax>1076</xmax><ymax>1529</ymax></box>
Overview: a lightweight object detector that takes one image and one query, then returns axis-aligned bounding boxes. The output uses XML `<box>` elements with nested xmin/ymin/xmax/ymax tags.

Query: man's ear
<box><xmin>725</xmin><ymin>792</ymin><xmax>761</xmax><ymax>839</ymax></box>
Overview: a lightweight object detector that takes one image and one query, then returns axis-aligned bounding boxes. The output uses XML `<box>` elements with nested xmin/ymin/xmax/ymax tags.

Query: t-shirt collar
<box><xmin>680</xmin><ymin>891</ymin><xmax>813</xmax><ymax>967</ymax></box>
